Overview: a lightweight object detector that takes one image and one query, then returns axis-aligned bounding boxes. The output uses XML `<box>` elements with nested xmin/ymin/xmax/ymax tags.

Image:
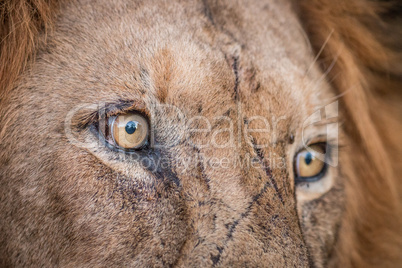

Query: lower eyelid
<box><xmin>296</xmin><ymin>161</ymin><xmax>328</xmax><ymax>183</ymax></box>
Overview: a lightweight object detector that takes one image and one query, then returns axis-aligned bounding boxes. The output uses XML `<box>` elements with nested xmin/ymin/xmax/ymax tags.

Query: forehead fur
<box><xmin>22</xmin><ymin>0</ymin><xmax>329</xmax><ymax>140</ymax></box>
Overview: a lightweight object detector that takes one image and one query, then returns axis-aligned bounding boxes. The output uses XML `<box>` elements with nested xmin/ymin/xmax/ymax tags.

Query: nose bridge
<box><xmin>164</xmin><ymin>59</ymin><xmax>309</xmax><ymax>264</ymax></box>
<box><xmin>173</xmin><ymin>139</ymin><xmax>309</xmax><ymax>266</ymax></box>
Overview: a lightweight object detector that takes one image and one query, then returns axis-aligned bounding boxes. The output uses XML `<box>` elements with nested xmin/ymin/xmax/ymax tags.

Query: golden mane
<box><xmin>297</xmin><ymin>0</ymin><xmax>402</xmax><ymax>266</ymax></box>
<box><xmin>0</xmin><ymin>0</ymin><xmax>59</xmax><ymax>100</ymax></box>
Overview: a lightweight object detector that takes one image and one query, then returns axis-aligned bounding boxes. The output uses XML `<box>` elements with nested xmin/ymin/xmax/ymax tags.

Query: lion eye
<box><xmin>294</xmin><ymin>143</ymin><xmax>327</xmax><ymax>182</ymax></box>
<box><xmin>107</xmin><ymin>113</ymin><xmax>149</xmax><ymax>150</ymax></box>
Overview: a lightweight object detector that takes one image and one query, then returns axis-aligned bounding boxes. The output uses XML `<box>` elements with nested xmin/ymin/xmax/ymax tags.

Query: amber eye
<box><xmin>108</xmin><ymin>113</ymin><xmax>149</xmax><ymax>150</ymax></box>
<box><xmin>295</xmin><ymin>144</ymin><xmax>327</xmax><ymax>182</ymax></box>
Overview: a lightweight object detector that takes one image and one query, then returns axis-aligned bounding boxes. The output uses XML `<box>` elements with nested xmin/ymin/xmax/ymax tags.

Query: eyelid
<box><xmin>295</xmin><ymin>135</ymin><xmax>327</xmax><ymax>152</ymax></box>
<box><xmin>102</xmin><ymin>101</ymin><xmax>149</xmax><ymax>118</ymax></box>
<box><xmin>73</xmin><ymin>99</ymin><xmax>148</xmax><ymax>129</ymax></box>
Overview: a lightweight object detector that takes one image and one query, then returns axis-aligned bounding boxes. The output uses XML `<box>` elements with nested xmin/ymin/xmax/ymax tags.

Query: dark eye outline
<box><xmin>93</xmin><ymin>111</ymin><xmax>151</xmax><ymax>153</ymax></box>
<box><xmin>294</xmin><ymin>142</ymin><xmax>328</xmax><ymax>184</ymax></box>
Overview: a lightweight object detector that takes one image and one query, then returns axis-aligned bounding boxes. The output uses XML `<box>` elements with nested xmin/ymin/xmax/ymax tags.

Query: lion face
<box><xmin>1</xmin><ymin>0</ymin><xmax>400</xmax><ymax>267</ymax></box>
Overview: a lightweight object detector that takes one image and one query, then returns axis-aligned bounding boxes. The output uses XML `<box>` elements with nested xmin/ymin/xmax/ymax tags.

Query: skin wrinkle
<box><xmin>253</xmin><ymin>142</ymin><xmax>285</xmax><ymax>205</ymax></box>
<box><xmin>202</xmin><ymin>0</ymin><xmax>215</xmax><ymax>26</ymax></box>
<box><xmin>211</xmin><ymin>180</ymin><xmax>272</xmax><ymax>267</ymax></box>
<box><xmin>231</xmin><ymin>56</ymin><xmax>240</xmax><ymax>101</ymax></box>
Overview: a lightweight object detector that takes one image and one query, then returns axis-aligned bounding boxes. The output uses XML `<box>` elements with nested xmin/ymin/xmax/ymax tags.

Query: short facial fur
<box><xmin>0</xmin><ymin>0</ymin><xmax>401</xmax><ymax>267</ymax></box>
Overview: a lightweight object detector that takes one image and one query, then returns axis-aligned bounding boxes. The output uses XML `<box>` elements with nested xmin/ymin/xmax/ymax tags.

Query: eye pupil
<box><xmin>125</xmin><ymin>121</ymin><xmax>137</xmax><ymax>134</ymax></box>
<box><xmin>304</xmin><ymin>152</ymin><xmax>313</xmax><ymax>165</ymax></box>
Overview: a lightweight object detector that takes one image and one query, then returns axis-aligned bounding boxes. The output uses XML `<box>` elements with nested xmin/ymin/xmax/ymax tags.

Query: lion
<box><xmin>0</xmin><ymin>0</ymin><xmax>401</xmax><ymax>267</ymax></box>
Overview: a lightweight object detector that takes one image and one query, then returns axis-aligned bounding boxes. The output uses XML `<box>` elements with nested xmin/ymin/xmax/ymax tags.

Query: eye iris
<box><xmin>110</xmin><ymin>113</ymin><xmax>149</xmax><ymax>150</ymax></box>
<box><xmin>125</xmin><ymin>121</ymin><xmax>137</xmax><ymax>134</ymax></box>
<box><xmin>295</xmin><ymin>144</ymin><xmax>327</xmax><ymax>181</ymax></box>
